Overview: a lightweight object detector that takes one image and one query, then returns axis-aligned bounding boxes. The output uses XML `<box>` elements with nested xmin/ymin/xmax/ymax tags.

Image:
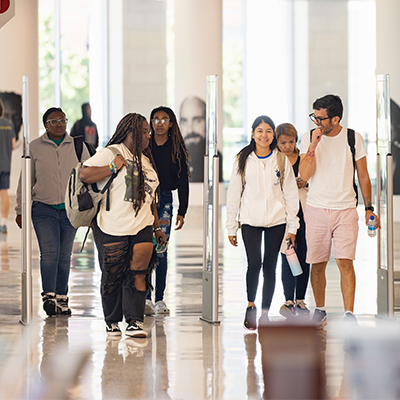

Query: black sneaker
<box><xmin>279</xmin><ymin>300</ymin><xmax>296</xmax><ymax>319</ymax></box>
<box><xmin>56</xmin><ymin>295</ymin><xmax>71</xmax><ymax>315</ymax></box>
<box><xmin>125</xmin><ymin>321</ymin><xmax>148</xmax><ymax>338</ymax></box>
<box><xmin>295</xmin><ymin>300</ymin><xmax>311</xmax><ymax>316</ymax></box>
<box><xmin>343</xmin><ymin>312</ymin><xmax>358</xmax><ymax>324</ymax></box>
<box><xmin>244</xmin><ymin>306</ymin><xmax>257</xmax><ymax>330</ymax></box>
<box><xmin>106</xmin><ymin>322</ymin><xmax>122</xmax><ymax>336</ymax></box>
<box><xmin>42</xmin><ymin>293</ymin><xmax>57</xmax><ymax>317</ymax></box>
<box><xmin>311</xmin><ymin>309</ymin><xmax>327</xmax><ymax>329</ymax></box>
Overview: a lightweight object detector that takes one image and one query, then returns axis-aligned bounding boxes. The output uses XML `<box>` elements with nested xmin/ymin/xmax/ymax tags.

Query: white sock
<box><xmin>0</xmin><ymin>218</ymin><xmax>6</xmax><ymax>226</ymax></box>
<box><xmin>316</xmin><ymin>306</ymin><xmax>326</xmax><ymax>311</ymax></box>
<box><xmin>345</xmin><ymin>311</ymin><xmax>354</xmax><ymax>315</ymax></box>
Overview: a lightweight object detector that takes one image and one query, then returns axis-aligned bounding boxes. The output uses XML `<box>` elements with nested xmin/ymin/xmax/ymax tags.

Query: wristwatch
<box><xmin>365</xmin><ymin>206</ymin><xmax>374</xmax><ymax>212</ymax></box>
<box><xmin>154</xmin><ymin>227</ymin><xmax>161</xmax><ymax>232</ymax></box>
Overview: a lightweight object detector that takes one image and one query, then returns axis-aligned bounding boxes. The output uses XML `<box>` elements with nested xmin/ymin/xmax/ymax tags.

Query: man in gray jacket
<box><xmin>16</xmin><ymin>107</ymin><xmax>91</xmax><ymax>316</ymax></box>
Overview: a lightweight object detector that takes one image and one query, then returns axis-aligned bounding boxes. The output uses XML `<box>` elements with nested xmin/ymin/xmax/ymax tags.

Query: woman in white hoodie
<box><xmin>226</xmin><ymin>115</ymin><xmax>299</xmax><ymax>330</ymax></box>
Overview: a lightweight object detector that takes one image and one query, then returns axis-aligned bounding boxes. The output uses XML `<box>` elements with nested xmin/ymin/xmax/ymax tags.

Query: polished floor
<box><xmin>0</xmin><ymin>202</ymin><xmax>399</xmax><ymax>399</ymax></box>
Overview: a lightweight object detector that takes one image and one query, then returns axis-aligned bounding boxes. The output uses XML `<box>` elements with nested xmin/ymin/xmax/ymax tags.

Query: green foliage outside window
<box><xmin>223</xmin><ymin>40</ymin><xmax>243</xmax><ymax>128</ymax></box>
<box><xmin>39</xmin><ymin>12</ymin><xmax>89</xmax><ymax>130</ymax></box>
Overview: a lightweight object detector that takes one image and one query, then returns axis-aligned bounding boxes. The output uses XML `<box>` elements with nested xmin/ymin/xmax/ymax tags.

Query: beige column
<box><xmin>377</xmin><ymin>1</ymin><xmax>400</xmax><ymax>102</ymax></box>
<box><xmin>122</xmin><ymin>0</ymin><xmax>167</xmax><ymax>118</ymax></box>
<box><xmin>308</xmin><ymin>0</ymin><xmax>348</xmax><ymax>125</ymax></box>
<box><xmin>174</xmin><ymin>0</ymin><xmax>223</xmax><ymax>205</ymax></box>
<box><xmin>376</xmin><ymin>0</ymin><xmax>400</xmax><ymax>231</ymax></box>
<box><xmin>0</xmin><ymin>0</ymin><xmax>39</xmax><ymax>194</ymax></box>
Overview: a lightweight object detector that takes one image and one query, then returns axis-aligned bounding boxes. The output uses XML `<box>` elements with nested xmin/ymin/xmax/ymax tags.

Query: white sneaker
<box><xmin>155</xmin><ymin>300</ymin><xmax>170</xmax><ymax>314</ymax></box>
<box><xmin>145</xmin><ymin>299</ymin><xmax>156</xmax><ymax>316</ymax></box>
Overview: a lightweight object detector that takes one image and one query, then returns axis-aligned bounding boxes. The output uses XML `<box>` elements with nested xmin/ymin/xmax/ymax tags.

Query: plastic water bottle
<box><xmin>285</xmin><ymin>240</ymin><xmax>303</xmax><ymax>276</ymax></box>
<box><xmin>368</xmin><ymin>215</ymin><xmax>376</xmax><ymax>237</ymax></box>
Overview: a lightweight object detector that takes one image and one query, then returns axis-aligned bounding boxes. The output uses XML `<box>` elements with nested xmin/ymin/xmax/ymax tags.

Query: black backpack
<box><xmin>310</xmin><ymin>128</ymin><xmax>358</xmax><ymax>205</ymax></box>
<box><xmin>73</xmin><ymin>135</ymin><xmax>96</xmax><ymax>160</ymax></box>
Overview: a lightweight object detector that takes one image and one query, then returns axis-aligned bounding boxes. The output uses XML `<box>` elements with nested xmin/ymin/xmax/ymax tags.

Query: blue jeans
<box><xmin>31</xmin><ymin>202</ymin><xmax>77</xmax><ymax>296</ymax></box>
<box><xmin>147</xmin><ymin>190</ymin><xmax>173</xmax><ymax>302</ymax></box>
<box><xmin>281</xmin><ymin>207</ymin><xmax>310</xmax><ymax>301</ymax></box>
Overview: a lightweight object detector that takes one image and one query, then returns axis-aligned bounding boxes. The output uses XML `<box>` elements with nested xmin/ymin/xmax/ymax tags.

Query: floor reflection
<box><xmin>244</xmin><ymin>333</ymin><xmax>262</xmax><ymax>399</ymax></box>
<box><xmin>1</xmin><ymin>237</ymin><xmax>10</xmax><ymax>272</ymax></box>
<box><xmin>0</xmin><ymin>204</ymin><xmax>398</xmax><ymax>399</ymax></box>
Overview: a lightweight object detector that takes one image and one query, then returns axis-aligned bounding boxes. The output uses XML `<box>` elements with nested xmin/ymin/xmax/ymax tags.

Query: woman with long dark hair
<box><xmin>80</xmin><ymin>113</ymin><xmax>165</xmax><ymax>338</ymax></box>
<box><xmin>145</xmin><ymin>106</ymin><xmax>190</xmax><ymax>315</ymax></box>
<box><xmin>226</xmin><ymin>115</ymin><xmax>299</xmax><ymax>330</ymax></box>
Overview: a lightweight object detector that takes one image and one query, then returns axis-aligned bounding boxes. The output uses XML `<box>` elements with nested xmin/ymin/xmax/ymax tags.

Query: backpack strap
<box><xmin>276</xmin><ymin>151</ymin><xmax>285</xmax><ymax>189</ymax></box>
<box><xmin>103</xmin><ymin>145</ymin><xmax>122</xmax><ymax>211</ymax></box>
<box><xmin>309</xmin><ymin>128</ymin><xmax>358</xmax><ymax>205</ymax></box>
<box><xmin>73</xmin><ymin>136</ymin><xmax>84</xmax><ymax>162</ymax></box>
<box><xmin>347</xmin><ymin>128</ymin><xmax>358</xmax><ymax>205</ymax></box>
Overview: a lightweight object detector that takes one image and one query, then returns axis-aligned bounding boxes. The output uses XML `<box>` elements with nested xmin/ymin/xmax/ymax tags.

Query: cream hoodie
<box><xmin>226</xmin><ymin>149</ymin><xmax>299</xmax><ymax>236</ymax></box>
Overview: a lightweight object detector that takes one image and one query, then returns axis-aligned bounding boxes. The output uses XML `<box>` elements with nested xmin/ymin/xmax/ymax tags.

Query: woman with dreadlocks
<box><xmin>80</xmin><ymin>113</ymin><xmax>165</xmax><ymax>338</ymax></box>
<box><xmin>145</xmin><ymin>106</ymin><xmax>190</xmax><ymax>315</ymax></box>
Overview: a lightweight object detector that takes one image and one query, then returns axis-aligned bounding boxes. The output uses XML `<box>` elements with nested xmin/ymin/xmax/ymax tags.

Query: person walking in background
<box><xmin>299</xmin><ymin>94</ymin><xmax>380</xmax><ymax>329</ymax></box>
<box><xmin>145</xmin><ymin>106</ymin><xmax>190</xmax><ymax>315</ymax></box>
<box><xmin>276</xmin><ymin>123</ymin><xmax>310</xmax><ymax>319</ymax></box>
<box><xmin>15</xmin><ymin>107</ymin><xmax>91</xmax><ymax>316</ymax></box>
<box><xmin>226</xmin><ymin>116</ymin><xmax>299</xmax><ymax>330</ymax></box>
<box><xmin>80</xmin><ymin>113</ymin><xmax>165</xmax><ymax>338</ymax></box>
<box><xmin>0</xmin><ymin>99</ymin><xmax>16</xmax><ymax>234</ymax></box>
<box><xmin>70</xmin><ymin>102</ymin><xmax>99</xmax><ymax>149</ymax></box>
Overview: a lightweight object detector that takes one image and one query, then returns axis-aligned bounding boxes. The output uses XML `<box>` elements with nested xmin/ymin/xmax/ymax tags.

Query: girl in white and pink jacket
<box><xmin>226</xmin><ymin>115</ymin><xmax>299</xmax><ymax>330</ymax></box>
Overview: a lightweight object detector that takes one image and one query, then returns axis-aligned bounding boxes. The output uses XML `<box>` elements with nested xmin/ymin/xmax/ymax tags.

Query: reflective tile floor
<box><xmin>0</xmin><ymin>203</ymin><xmax>399</xmax><ymax>399</ymax></box>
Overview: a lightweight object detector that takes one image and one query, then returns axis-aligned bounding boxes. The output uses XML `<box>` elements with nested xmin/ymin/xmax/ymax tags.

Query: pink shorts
<box><xmin>304</xmin><ymin>205</ymin><xmax>359</xmax><ymax>263</ymax></box>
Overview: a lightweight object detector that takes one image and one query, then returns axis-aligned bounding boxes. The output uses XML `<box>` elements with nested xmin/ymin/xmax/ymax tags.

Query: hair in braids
<box><xmin>149</xmin><ymin>106</ymin><xmax>192</xmax><ymax>179</ymax></box>
<box><xmin>107</xmin><ymin>113</ymin><xmax>159</xmax><ymax>216</ymax></box>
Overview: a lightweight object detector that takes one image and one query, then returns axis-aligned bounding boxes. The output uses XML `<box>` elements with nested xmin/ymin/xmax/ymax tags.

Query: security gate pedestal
<box><xmin>201</xmin><ymin>75</ymin><xmax>220</xmax><ymax>325</ymax></box>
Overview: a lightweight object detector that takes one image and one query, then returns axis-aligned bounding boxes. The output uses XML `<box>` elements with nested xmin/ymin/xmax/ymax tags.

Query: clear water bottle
<box><xmin>368</xmin><ymin>215</ymin><xmax>376</xmax><ymax>237</ymax></box>
<box><xmin>285</xmin><ymin>240</ymin><xmax>303</xmax><ymax>276</ymax></box>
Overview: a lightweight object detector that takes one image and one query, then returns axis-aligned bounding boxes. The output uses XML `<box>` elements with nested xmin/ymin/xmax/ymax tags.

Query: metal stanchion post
<box><xmin>201</xmin><ymin>75</ymin><xmax>220</xmax><ymax>324</ymax></box>
<box><xmin>20</xmin><ymin>75</ymin><xmax>32</xmax><ymax>325</ymax></box>
<box><xmin>376</xmin><ymin>74</ymin><xmax>394</xmax><ymax>318</ymax></box>
<box><xmin>387</xmin><ymin>154</ymin><xmax>394</xmax><ymax>317</ymax></box>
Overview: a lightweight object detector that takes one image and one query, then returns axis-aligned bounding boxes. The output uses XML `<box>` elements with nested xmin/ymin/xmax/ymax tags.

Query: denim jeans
<box><xmin>147</xmin><ymin>190</ymin><xmax>173</xmax><ymax>303</ymax></box>
<box><xmin>31</xmin><ymin>201</ymin><xmax>77</xmax><ymax>296</ymax></box>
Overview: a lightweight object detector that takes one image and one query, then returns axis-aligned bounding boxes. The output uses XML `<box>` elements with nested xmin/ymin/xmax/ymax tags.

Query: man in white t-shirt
<box><xmin>299</xmin><ymin>94</ymin><xmax>380</xmax><ymax>328</ymax></box>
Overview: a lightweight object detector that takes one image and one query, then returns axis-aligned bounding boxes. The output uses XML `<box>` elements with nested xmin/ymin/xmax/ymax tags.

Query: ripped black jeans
<box><xmin>93</xmin><ymin>222</ymin><xmax>154</xmax><ymax>324</ymax></box>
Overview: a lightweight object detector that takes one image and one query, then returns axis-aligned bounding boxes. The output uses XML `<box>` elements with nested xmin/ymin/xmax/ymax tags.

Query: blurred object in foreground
<box><xmin>344</xmin><ymin>320</ymin><xmax>400</xmax><ymax>399</ymax></box>
<box><xmin>259</xmin><ymin>321</ymin><xmax>326</xmax><ymax>399</ymax></box>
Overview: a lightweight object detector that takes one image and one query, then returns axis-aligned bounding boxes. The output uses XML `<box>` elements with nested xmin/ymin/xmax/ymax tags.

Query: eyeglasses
<box><xmin>152</xmin><ymin>118</ymin><xmax>169</xmax><ymax>125</ymax></box>
<box><xmin>46</xmin><ymin>118</ymin><xmax>68</xmax><ymax>126</ymax></box>
<box><xmin>309</xmin><ymin>113</ymin><xmax>330</xmax><ymax>124</ymax></box>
